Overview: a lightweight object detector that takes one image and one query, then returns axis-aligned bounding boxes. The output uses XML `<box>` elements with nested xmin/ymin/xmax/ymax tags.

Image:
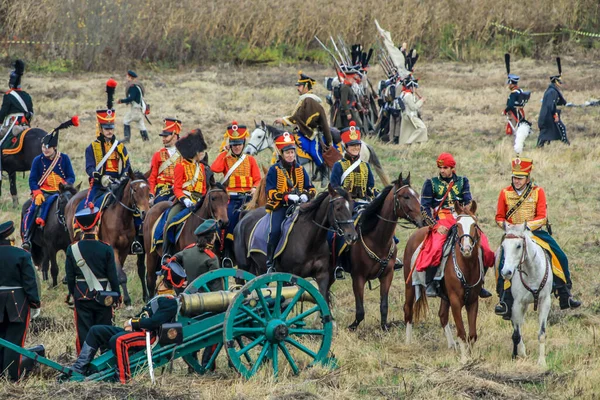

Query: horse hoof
<box><xmin>348</xmin><ymin>323</ymin><xmax>359</xmax><ymax>331</ymax></box>
<box><xmin>381</xmin><ymin>324</ymin><xmax>391</xmax><ymax>332</ymax></box>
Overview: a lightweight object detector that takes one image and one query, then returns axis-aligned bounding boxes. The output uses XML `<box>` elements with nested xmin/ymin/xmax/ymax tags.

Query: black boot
<box><xmin>140</xmin><ymin>130</ymin><xmax>149</xmax><ymax>141</ymax></box>
<box><xmin>22</xmin><ymin>231</ymin><xmax>32</xmax><ymax>251</ymax></box>
<box><xmin>131</xmin><ymin>235</ymin><xmax>144</xmax><ymax>255</ymax></box>
<box><xmin>266</xmin><ymin>242</ymin><xmax>276</xmax><ymax>274</ymax></box>
<box><xmin>425</xmin><ymin>266</ymin><xmax>440</xmax><ymax>297</ymax></box>
<box><xmin>479</xmin><ymin>286</ymin><xmax>492</xmax><ymax>298</ymax></box>
<box><xmin>70</xmin><ymin>343</ymin><xmax>97</xmax><ymax>375</ymax></box>
<box><xmin>123</xmin><ymin>125</ymin><xmax>131</xmax><ymax>143</ymax></box>
<box><xmin>20</xmin><ymin>345</ymin><xmax>45</xmax><ymax>377</ymax></box>
<box><xmin>557</xmin><ymin>285</ymin><xmax>582</xmax><ymax>310</ymax></box>
<box><xmin>394</xmin><ymin>258</ymin><xmax>403</xmax><ymax>271</ymax></box>
<box><xmin>494</xmin><ymin>289</ymin><xmax>513</xmax><ymax>320</ymax></box>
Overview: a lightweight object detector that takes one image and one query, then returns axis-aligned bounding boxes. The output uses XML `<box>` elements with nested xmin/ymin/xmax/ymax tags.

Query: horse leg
<box><xmin>50</xmin><ymin>250</ymin><xmax>59</xmax><ymax>288</ymax></box>
<box><xmin>9</xmin><ymin>170</ymin><xmax>18</xmax><ymax>208</ymax></box>
<box><xmin>404</xmin><ymin>282</ymin><xmax>415</xmax><ymax>344</ymax></box>
<box><xmin>379</xmin><ymin>267</ymin><xmax>394</xmax><ymax>331</ymax></box>
<box><xmin>349</xmin><ymin>275</ymin><xmax>366</xmax><ymax>331</ymax></box>
<box><xmin>145</xmin><ymin>251</ymin><xmax>159</xmax><ymax>297</ymax></box>
<box><xmin>511</xmin><ymin>298</ymin><xmax>527</xmax><ymax>359</ymax></box>
<box><xmin>537</xmin><ymin>294</ymin><xmax>551</xmax><ymax>368</ymax></box>
<box><xmin>449</xmin><ymin>294</ymin><xmax>468</xmax><ymax>363</ymax></box>
<box><xmin>40</xmin><ymin>254</ymin><xmax>49</xmax><ymax>282</ymax></box>
<box><xmin>439</xmin><ymin>298</ymin><xmax>456</xmax><ymax>350</ymax></box>
<box><xmin>116</xmin><ymin>250</ymin><xmax>131</xmax><ymax>308</ymax></box>
<box><xmin>137</xmin><ymin>254</ymin><xmax>149</xmax><ymax>302</ymax></box>
<box><xmin>465</xmin><ymin>299</ymin><xmax>479</xmax><ymax>346</ymax></box>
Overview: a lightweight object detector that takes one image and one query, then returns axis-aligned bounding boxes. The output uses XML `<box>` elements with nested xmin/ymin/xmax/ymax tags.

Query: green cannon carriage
<box><xmin>0</xmin><ymin>269</ymin><xmax>336</xmax><ymax>381</ymax></box>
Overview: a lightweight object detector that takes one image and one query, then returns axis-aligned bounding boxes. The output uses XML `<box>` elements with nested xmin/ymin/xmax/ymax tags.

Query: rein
<box><xmin>375</xmin><ymin>185</ymin><xmax>419</xmax><ymax>228</ymax></box>
<box><xmin>505</xmin><ymin>233</ymin><xmax>550</xmax><ymax>311</ymax></box>
<box><xmin>311</xmin><ymin>195</ymin><xmax>354</xmax><ymax>236</ymax></box>
<box><xmin>110</xmin><ymin>179</ymin><xmax>146</xmax><ymax>213</ymax></box>
<box><xmin>189</xmin><ymin>188</ymin><xmax>227</xmax><ymax>222</ymax></box>
<box><xmin>358</xmin><ymin>226</ymin><xmax>395</xmax><ymax>280</ymax></box>
<box><xmin>246</xmin><ymin>126</ymin><xmax>272</xmax><ymax>155</ymax></box>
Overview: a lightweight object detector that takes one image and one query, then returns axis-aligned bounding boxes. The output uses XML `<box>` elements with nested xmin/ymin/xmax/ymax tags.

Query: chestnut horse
<box><xmin>347</xmin><ymin>173</ymin><xmax>424</xmax><ymax>331</ymax></box>
<box><xmin>65</xmin><ymin>171</ymin><xmax>150</xmax><ymax>307</ymax></box>
<box><xmin>404</xmin><ymin>202</ymin><xmax>484</xmax><ymax>362</ymax></box>
<box><xmin>143</xmin><ymin>183</ymin><xmax>229</xmax><ymax>297</ymax></box>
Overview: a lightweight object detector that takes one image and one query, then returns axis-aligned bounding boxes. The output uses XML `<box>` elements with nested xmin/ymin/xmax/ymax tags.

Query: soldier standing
<box><xmin>66</xmin><ymin>205</ymin><xmax>121</xmax><ymax>354</ymax></box>
<box><xmin>148</xmin><ymin>118</ymin><xmax>182</xmax><ymax>204</ymax></box>
<box><xmin>118</xmin><ymin>70</ymin><xmax>148</xmax><ymax>143</ymax></box>
<box><xmin>397</xmin><ymin>77</ymin><xmax>427</xmax><ymax>145</ymax></box>
<box><xmin>333</xmin><ymin>68</ymin><xmax>362</xmax><ymax>131</ymax></box>
<box><xmin>538</xmin><ymin>58</ymin><xmax>569</xmax><ymax>147</ymax></box>
<box><xmin>0</xmin><ymin>221</ymin><xmax>41</xmax><ymax>381</ymax></box>
<box><xmin>0</xmin><ymin>60</ymin><xmax>33</xmax><ymax>138</ymax></box>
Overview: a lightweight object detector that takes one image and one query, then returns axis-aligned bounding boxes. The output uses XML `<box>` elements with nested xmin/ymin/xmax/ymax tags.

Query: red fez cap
<box><xmin>437</xmin><ymin>153</ymin><xmax>456</xmax><ymax>168</ymax></box>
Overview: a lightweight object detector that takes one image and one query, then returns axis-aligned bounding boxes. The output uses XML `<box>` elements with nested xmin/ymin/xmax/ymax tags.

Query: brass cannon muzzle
<box><xmin>179</xmin><ymin>283</ymin><xmax>317</xmax><ymax>317</ymax></box>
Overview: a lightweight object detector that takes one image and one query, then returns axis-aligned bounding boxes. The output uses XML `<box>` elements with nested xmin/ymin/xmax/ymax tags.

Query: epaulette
<box><xmin>204</xmin><ymin>248</ymin><xmax>216</xmax><ymax>258</ymax></box>
<box><xmin>184</xmin><ymin>243</ymin><xmax>195</xmax><ymax>250</ymax></box>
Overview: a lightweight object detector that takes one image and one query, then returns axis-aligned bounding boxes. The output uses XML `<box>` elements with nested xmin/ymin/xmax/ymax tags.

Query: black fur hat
<box><xmin>8</xmin><ymin>59</ymin><xmax>25</xmax><ymax>89</ymax></box>
<box><xmin>176</xmin><ymin>129</ymin><xmax>207</xmax><ymax>160</ymax></box>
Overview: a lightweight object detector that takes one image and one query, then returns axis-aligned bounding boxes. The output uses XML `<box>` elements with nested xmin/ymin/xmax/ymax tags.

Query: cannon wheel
<box><xmin>182</xmin><ymin>268</ymin><xmax>256</xmax><ymax>374</ymax></box>
<box><xmin>223</xmin><ymin>273</ymin><xmax>334</xmax><ymax>379</ymax></box>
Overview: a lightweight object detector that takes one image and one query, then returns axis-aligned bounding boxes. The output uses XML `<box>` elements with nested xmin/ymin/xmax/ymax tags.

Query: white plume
<box><xmin>513</xmin><ymin>121</ymin><xmax>532</xmax><ymax>154</ymax></box>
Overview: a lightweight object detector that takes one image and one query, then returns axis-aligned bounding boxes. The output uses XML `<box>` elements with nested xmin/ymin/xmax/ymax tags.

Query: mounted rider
<box><xmin>416</xmin><ymin>153</ymin><xmax>495</xmax><ymax>298</ymax></box>
<box><xmin>210</xmin><ymin>121</ymin><xmax>261</xmax><ymax>256</ymax></box>
<box><xmin>22</xmin><ymin>121</ymin><xmax>76</xmax><ymax>250</ymax></box>
<box><xmin>537</xmin><ymin>58</ymin><xmax>569</xmax><ymax>147</ymax></box>
<box><xmin>274</xmin><ymin>72</ymin><xmax>333</xmax><ymax>182</ymax></box>
<box><xmin>494</xmin><ymin>157</ymin><xmax>580</xmax><ymax>319</ymax></box>
<box><xmin>265</xmin><ymin>132</ymin><xmax>316</xmax><ymax>272</ymax></box>
<box><xmin>503</xmin><ymin>54</ymin><xmax>530</xmax><ymax>136</ymax></box>
<box><xmin>118</xmin><ymin>70</ymin><xmax>149</xmax><ymax>143</ymax></box>
<box><xmin>0</xmin><ymin>60</ymin><xmax>33</xmax><ymax>140</ymax></box>
<box><xmin>162</xmin><ymin>129</ymin><xmax>209</xmax><ymax>259</ymax></box>
<box><xmin>149</xmin><ymin>118</ymin><xmax>182</xmax><ymax>204</ymax></box>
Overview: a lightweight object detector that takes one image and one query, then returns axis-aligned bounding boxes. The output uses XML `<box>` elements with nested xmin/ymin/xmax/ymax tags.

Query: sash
<box><xmin>95</xmin><ymin>140</ymin><xmax>119</xmax><ymax>172</ymax></box>
<box><xmin>505</xmin><ymin>183</ymin><xmax>534</xmax><ymax>220</ymax></box>
<box><xmin>220</xmin><ymin>154</ymin><xmax>247</xmax><ymax>184</ymax></box>
<box><xmin>340</xmin><ymin>158</ymin><xmax>362</xmax><ymax>183</ymax></box>
<box><xmin>158</xmin><ymin>150</ymin><xmax>180</xmax><ymax>175</ymax></box>
<box><xmin>433</xmin><ymin>180</ymin><xmax>455</xmax><ymax>217</ymax></box>
<box><xmin>9</xmin><ymin>91</ymin><xmax>28</xmax><ymax>113</ymax></box>
<box><xmin>72</xmin><ymin>243</ymin><xmax>111</xmax><ymax>291</ymax></box>
<box><xmin>37</xmin><ymin>152</ymin><xmax>62</xmax><ymax>187</ymax></box>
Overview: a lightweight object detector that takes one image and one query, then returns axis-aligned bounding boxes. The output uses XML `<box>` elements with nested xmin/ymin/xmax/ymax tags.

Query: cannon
<box><xmin>0</xmin><ymin>269</ymin><xmax>336</xmax><ymax>381</ymax></box>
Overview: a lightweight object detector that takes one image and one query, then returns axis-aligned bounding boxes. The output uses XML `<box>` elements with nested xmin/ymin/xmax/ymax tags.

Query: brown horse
<box><xmin>65</xmin><ymin>171</ymin><xmax>150</xmax><ymax>307</ymax></box>
<box><xmin>347</xmin><ymin>172</ymin><xmax>424</xmax><ymax>331</ymax></box>
<box><xmin>403</xmin><ymin>201</ymin><xmax>483</xmax><ymax>362</ymax></box>
<box><xmin>234</xmin><ymin>185</ymin><xmax>358</xmax><ymax>303</ymax></box>
<box><xmin>143</xmin><ymin>183</ymin><xmax>229</xmax><ymax>297</ymax></box>
<box><xmin>243</xmin><ymin>164</ymin><xmax>268</xmax><ymax>211</ymax></box>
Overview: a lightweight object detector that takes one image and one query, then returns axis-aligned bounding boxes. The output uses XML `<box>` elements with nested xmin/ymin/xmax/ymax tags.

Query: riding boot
<box><xmin>494</xmin><ymin>289</ymin><xmax>514</xmax><ymax>320</ymax></box>
<box><xmin>140</xmin><ymin>130</ymin><xmax>149</xmax><ymax>141</ymax></box>
<box><xmin>425</xmin><ymin>267</ymin><xmax>440</xmax><ymax>298</ymax></box>
<box><xmin>478</xmin><ymin>266</ymin><xmax>492</xmax><ymax>298</ymax></box>
<box><xmin>122</xmin><ymin>125</ymin><xmax>131</xmax><ymax>143</ymax></box>
<box><xmin>131</xmin><ymin>235</ymin><xmax>144</xmax><ymax>255</ymax></box>
<box><xmin>394</xmin><ymin>258</ymin><xmax>403</xmax><ymax>271</ymax></box>
<box><xmin>556</xmin><ymin>284</ymin><xmax>582</xmax><ymax>310</ymax></box>
<box><xmin>266</xmin><ymin>241</ymin><xmax>277</xmax><ymax>273</ymax></box>
<box><xmin>334</xmin><ymin>254</ymin><xmax>346</xmax><ymax>280</ymax></box>
<box><xmin>70</xmin><ymin>343</ymin><xmax>97</xmax><ymax>375</ymax></box>
<box><xmin>162</xmin><ymin>242</ymin><xmax>174</xmax><ymax>264</ymax></box>
<box><xmin>21</xmin><ymin>230</ymin><xmax>32</xmax><ymax>251</ymax></box>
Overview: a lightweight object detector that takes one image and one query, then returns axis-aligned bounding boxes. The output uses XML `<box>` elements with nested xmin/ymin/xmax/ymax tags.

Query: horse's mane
<box><xmin>60</xmin><ymin>183</ymin><xmax>78</xmax><ymax>196</ymax></box>
<box><xmin>360</xmin><ymin>184</ymin><xmax>393</xmax><ymax>234</ymax></box>
<box><xmin>113</xmin><ymin>170</ymin><xmax>148</xmax><ymax>201</ymax></box>
<box><xmin>299</xmin><ymin>187</ymin><xmax>349</xmax><ymax>217</ymax></box>
<box><xmin>265</xmin><ymin>124</ymin><xmax>284</xmax><ymax>138</ymax></box>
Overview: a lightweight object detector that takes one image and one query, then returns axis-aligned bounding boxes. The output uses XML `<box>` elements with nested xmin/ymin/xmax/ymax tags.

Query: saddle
<box><xmin>409</xmin><ymin>227</ymin><xmax>458</xmax><ymax>292</ymax></box>
<box><xmin>248</xmin><ymin>210</ymin><xmax>299</xmax><ymax>258</ymax></box>
<box><xmin>151</xmin><ymin>205</ymin><xmax>193</xmax><ymax>253</ymax></box>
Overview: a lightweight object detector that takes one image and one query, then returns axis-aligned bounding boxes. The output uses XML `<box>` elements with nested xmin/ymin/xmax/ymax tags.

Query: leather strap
<box><xmin>71</xmin><ymin>243</ymin><xmax>111</xmax><ymax>291</ymax></box>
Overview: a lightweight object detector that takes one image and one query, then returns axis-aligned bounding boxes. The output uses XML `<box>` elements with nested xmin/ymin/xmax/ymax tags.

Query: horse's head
<box><xmin>327</xmin><ymin>185</ymin><xmax>357</xmax><ymax>245</ymax></box>
<box><xmin>393</xmin><ymin>172</ymin><xmax>424</xmax><ymax>227</ymax></box>
<box><xmin>244</xmin><ymin>120</ymin><xmax>274</xmax><ymax>155</ymax></box>
<box><xmin>501</xmin><ymin>221</ymin><xmax>529</xmax><ymax>280</ymax></box>
<box><xmin>127</xmin><ymin>170</ymin><xmax>150</xmax><ymax>220</ymax></box>
<box><xmin>199</xmin><ymin>183</ymin><xmax>229</xmax><ymax>228</ymax></box>
<box><xmin>454</xmin><ymin>201</ymin><xmax>480</xmax><ymax>258</ymax></box>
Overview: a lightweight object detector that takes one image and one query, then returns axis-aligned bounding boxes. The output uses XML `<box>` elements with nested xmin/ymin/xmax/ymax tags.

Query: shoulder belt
<box><xmin>95</xmin><ymin>140</ymin><xmax>120</xmax><ymax>172</ymax></box>
<box><xmin>37</xmin><ymin>152</ymin><xmax>62</xmax><ymax>187</ymax></box>
<box><xmin>158</xmin><ymin>151</ymin><xmax>180</xmax><ymax>175</ymax></box>
<box><xmin>204</xmin><ymin>248</ymin><xmax>216</xmax><ymax>258</ymax></box>
<box><xmin>340</xmin><ymin>158</ymin><xmax>363</xmax><ymax>183</ymax></box>
<box><xmin>433</xmin><ymin>180</ymin><xmax>455</xmax><ymax>217</ymax></box>
<box><xmin>9</xmin><ymin>90</ymin><xmax>28</xmax><ymax>113</ymax></box>
<box><xmin>220</xmin><ymin>154</ymin><xmax>246</xmax><ymax>184</ymax></box>
<box><xmin>71</xmin><ymin>243</ymin><xmax>111</xmax><ymax>291</ymax></box>
<box><xmin>505</xmin><ymin>183</ymin><xmax>534</xmax><ymax>220</ymax></box>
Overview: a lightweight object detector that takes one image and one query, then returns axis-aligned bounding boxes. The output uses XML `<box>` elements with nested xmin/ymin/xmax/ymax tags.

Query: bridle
<box><xmin>111</xmin><ymin>179</ymin><xmax>147</xmax><ymax>217</ymax></box>
<box><xmin>189</xmin><ymin>187</ymin><xmax>228</xmax><ymax>222</ymax></box>
<box><xmin>456</xmin><ymin>214</ymin><xmax>480</xmax><ymax>254</ymax></box>
<box><xmin>375</xmin><ymin>184</ymin><xmax>420</xmax><ymax>228</ymax></box>
<box><xmin>452</xmin><ymin>214</ymin><xmax>483</xmax><ymax>303</ymax></box>
<box><xmin>312</xmin><ymin>195</ymin><xmax>354</xmax><ymax>237</ymax></box>
<box><xmin>56</xmin><ymin>188</ymin><xmax>76</xmax><ymax>230</ymax></box>
<box><xmin>245</xmin><ymin>126</ymin><xmax>272</xmax><ymax>155</ymax></box>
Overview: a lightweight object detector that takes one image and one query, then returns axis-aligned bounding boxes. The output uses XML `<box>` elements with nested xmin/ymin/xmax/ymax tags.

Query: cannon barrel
<box><xmin>180</xmin><ymin>283</ymin><xmax>317</xmax><ymax>317</ymax></box>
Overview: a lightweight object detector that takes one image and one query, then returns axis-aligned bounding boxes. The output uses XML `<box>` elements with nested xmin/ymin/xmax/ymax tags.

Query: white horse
<box><xmin>244</xmin><ymin>121</ymin><xmax>390</xmax><ymax>186</ymax></box>
<box><xmin>500</xmin><ymin>222</ymin><xmax>553</xmax><ymax>367</ymax></box>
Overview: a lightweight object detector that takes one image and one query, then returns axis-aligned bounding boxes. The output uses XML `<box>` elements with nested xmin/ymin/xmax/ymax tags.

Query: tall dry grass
<box><xmin>0</xmin><ymin>0</ymin><xmax>599</xmax><ymax>69</ymax></box>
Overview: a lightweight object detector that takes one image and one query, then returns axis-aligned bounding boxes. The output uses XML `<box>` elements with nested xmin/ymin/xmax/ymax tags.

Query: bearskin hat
<box><xmin>176</xmin><ymin>129</ymin><xmax>207</xmax><ymax>160</ymax></box>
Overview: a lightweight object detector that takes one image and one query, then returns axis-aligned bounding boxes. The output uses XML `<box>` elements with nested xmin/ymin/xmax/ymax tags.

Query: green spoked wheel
<box><xmin>223</xmin><ymin>273</ymin><xmax>334</xmax><ymax>379</ymax></box>
<box><xmin>183</xmin><ymin>268</ymin><xmax>256</xmax><ymax>295</ymax></box>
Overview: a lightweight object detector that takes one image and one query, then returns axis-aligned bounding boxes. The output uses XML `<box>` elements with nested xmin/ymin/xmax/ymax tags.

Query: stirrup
<box><xmin>130</xmin><ymin>241</ymin><xmax>144</xmax><ymax>255</ymax></box>
<box><xmin>334</xmin><ymin>266</ymin><xmax>345</xmax><ymax>280</ymax></box>
<box><xmin>266</xmin><ymin>266</ymin><xmax>276</xmax><ymax>274</ymax></box>
<box><xmin>394</xmin><ymin>258</ymin><xmax>403</xmax><ymax>271</ymax></box>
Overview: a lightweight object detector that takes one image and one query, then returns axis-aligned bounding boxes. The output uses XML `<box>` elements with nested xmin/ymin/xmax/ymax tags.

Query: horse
<box><xmin>403</xmin><ymin>202</ymin><xmax>485</xmax><ymax>362</ymax></box>
<box><xmin>347</xmin><ymin>172</ymin><xmax>424</xmax><ymax>331</ymax></box>
<box><xmin>233</xmin><ymin>185</ymin><xmax>358</xmax><ymax>303</ymax></box>
<box><xmin>20</xmin><ymin>182</ymin><xmax>80</xmax><ymax>287</ymax></box>
<box><xmin>65</xmin><ymin>170</ymin><xmax>150</xmax><ymax>307</ymax></box>
<box><xmin>244</xmin><ymin>121</ymin><xmax>390</xmax><ymax>186</ymax></box>
<box><xmin>142</xmin><ymin>183</ymin><xmax>229</xmax><ymax>298</ymax></box>
<box><xmin>0</xmin><ymin>127</ymin><xmax>45</xmax><ymax>207</ymax></box>
<box><xmin>242</xmin><ymin>164</ymin><xmax>268</xmax><ymax>211</ymax></box>
<box><xmin>500</xmin><ymin>222</ymin><xmax>552</xmax><ymax>367</ymax></box>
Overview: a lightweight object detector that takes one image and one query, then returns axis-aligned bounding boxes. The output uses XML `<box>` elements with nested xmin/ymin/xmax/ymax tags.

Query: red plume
<box><xmin>106</xmin><ymin>78</ymin><xmax>118</xmax><ymax>88</ymax></box>
<box><xmin>71</xmin><ymin>115</ymin><xmax>80</xmax><ymax>127</ymax></box>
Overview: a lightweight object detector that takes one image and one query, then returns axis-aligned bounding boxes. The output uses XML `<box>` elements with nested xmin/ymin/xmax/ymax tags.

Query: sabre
<box><xmin>146</xmin><ymin>331</ymin><xmax>155</xmax><ymax>384</ymax></box>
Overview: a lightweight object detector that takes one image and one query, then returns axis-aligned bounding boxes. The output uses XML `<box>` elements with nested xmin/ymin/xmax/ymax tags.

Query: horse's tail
<box><xmin>365</xmin><ymin>143</ymin><xmax>390</xmax><ymax>186</ymax></box>
<box><xmin>30</xmin><ymin>242</ymin><xmax>44</xmax><ymax>266</ymax></box>
<box><xmin>413</xmin><ymin>287</ymin><xmax>429</xmax><ymax>324</ymax></box>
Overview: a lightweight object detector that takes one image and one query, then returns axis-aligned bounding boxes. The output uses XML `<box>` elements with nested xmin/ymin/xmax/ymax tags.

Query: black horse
<box><xmin>1</xmin><ymin>127</ymin><xmax>45</xmax><ymax>207</ymax></box>
<box><xmin>20</xmin><ymin>182</ymin><xmax>80</xmax><ymax>287</ymax></box>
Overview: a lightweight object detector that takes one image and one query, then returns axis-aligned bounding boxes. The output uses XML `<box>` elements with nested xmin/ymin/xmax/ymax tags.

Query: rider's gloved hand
<box><xmin>299</xmin><ymin>193</ymin><xmax>309</xmax><ymax>203</ymax></box>
<box><xmin>183</xmin><ymin>198</ymin><xmax>193</xmax><ymax>208</ymax></box>
<box><xmin>287</xmin><ymin>194</ymin><xmax>300</xmax><ymax>204</ymax></box>
<box><xmin>101</xmin><ymin>175</ymin><xmax>112</xmax><ymax>188</ymax></box>
<box><xmin>92</xmin><ymin>171</ymin><xmax>102</xmax><ymax>181</ymax></box>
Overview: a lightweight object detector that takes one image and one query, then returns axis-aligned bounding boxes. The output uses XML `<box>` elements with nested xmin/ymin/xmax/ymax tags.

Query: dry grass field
<box><xmin>0</xmin><ymin>58</ymin><xmax>599</xmax><ymax>399</ymax></box>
